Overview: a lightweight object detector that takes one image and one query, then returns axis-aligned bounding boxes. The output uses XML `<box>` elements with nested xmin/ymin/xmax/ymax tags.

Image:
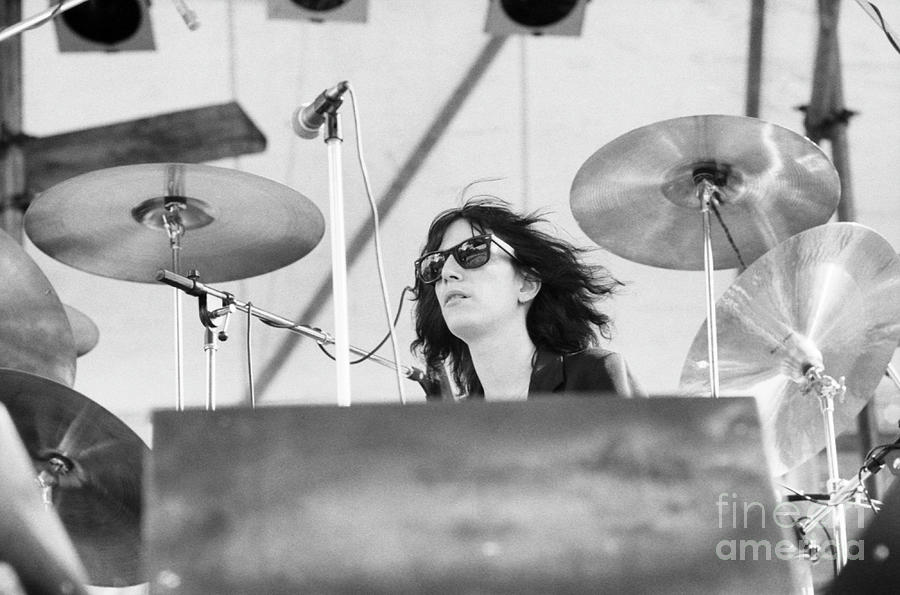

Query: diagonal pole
<box><xmin>252</xmin><ymin>36</ymin><xmax>508</xmax><ymax>398</ymax></box>
<box><xmin>0</xmin><ymin>0</ymin><xmax>24</xmax><ymax>243</ymax></box>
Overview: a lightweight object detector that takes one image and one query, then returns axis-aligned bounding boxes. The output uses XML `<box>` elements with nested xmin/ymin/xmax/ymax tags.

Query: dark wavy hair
<box><xmin>411</xmin><ymin>196</ymin><xmax>622</xmax><ymax>396</ymax></box>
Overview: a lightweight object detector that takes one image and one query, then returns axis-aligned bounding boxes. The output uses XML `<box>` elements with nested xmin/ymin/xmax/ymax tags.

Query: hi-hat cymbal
<box><xmin>570</xmin><ymin>115</ymin><xmax>840</xmax><ymax>270</ymax></box>
<box><xmin>0</xmin><ymin>228</ymin><xmax>76</xmax><ymax>386</ymax></box>
<box><xmin>0</xmin><ymin>369</ymin><xmax>149</xmax><ymax>587</ymax></box>
<box><xmin>63</xmin><ymin>305</ymin><xmax>100</xmax><ymax>357</ymax></box>
<box><xmin>679</xmin><ymin>223</ymin><xmax>900</xmax><ymax>476</ymax></box>
<box><xmin>24</xmin><ymin>163</ymin><xmax>325</xmax><ymax>283</ymax></box>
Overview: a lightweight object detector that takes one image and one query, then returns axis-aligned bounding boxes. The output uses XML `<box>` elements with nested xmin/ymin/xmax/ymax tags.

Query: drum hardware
<box><xmin>679</xmin><ymin>222</ymin><xmax>900</xmax><ymax>475</ymax></box>
<box><xmin>698</xmin><ymin>174</ymin><xmax>721</xmax><ymax>396</ymax></box>
<box><xmin>801</xmin><ymin>365</ymin><xmax>851</xmax><ymax>570</ymax></box>
<box><xmin>571</xmin><ymin>114</ymin><xmax>840</xmax><ymax>399</ymax></box>
<box><xmin>193</xmin><ymin>269</ymin><xmax>236</xmax><ymax>411</ymax></box>
<box><xmin>679</xmin><ymin>222</ymin><xmax>900</xmax><ymax>578</ymax></box>
<box><xmin>25</xmin><ymin>162</ymin><xmax>325</xmax><ymax>410</ymax></box>
<box><xmin>0</xmin><ymin>368</ymin><xmax>149</xmax><ymax>587</ymax></box>
<box><xmin>791</xmin><ymin>426</ymin><xmax>900</xmax><ymax>574</ymax></box>
<box><xmin>157</xmin><ymin>268</ymin><xmax>425</xmax><ymax>400</ymax></box>
<box><xmin>162</xmin><ymin>190</ymin><xmax>193</xmax><ymax>410</ymax></box>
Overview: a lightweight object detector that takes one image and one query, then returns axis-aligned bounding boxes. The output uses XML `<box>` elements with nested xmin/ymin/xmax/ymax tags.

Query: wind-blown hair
<box><xmin>411</xmin><ymin>196</ymin><xmax>622</xmax><ymax>396</ymax></box>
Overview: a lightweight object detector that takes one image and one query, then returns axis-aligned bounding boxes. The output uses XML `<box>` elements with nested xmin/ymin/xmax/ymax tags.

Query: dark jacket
<box><xmin>528</xmin><ymin>348</ymin><xmax>644</xmax><ymax>398</ymax></box>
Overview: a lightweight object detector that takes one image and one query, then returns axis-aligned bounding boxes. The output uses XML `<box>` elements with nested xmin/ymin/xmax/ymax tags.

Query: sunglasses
<box><xmin>415</xmin><ymin>234</ymin><xmax>518</xmax><ymax>284</ymax></box>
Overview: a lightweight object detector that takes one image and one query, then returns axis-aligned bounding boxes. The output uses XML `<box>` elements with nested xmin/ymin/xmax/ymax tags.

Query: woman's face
<box><xmin>433</xmin><ymin>219</ymin><xmax>529</xmax><ymax>343</ymax></box>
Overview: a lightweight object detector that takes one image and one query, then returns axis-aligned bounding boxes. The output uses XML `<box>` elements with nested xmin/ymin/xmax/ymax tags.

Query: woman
<box><xmin>412</xmin><ymin>195</ymin><xmax>643</xmax><ymax>400</ymax></box>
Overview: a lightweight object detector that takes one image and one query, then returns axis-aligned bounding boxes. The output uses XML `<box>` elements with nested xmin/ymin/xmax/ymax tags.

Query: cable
<box><xmin>858</xmin><ymin>466</ymin><xmax>878</xmax><ymax>515</ymax></box>
<box><xmin>858</xmin><ymin>1</ymin><xmax>900</xmax><ymax>55</ymax></box>
<box><xmin>246</xmin><ymin>302</ymin><xmax>255</xmax><ymax>408</ymax></box>
<box><xmin>345</xmin><ymin>84</ymin><xmax>408</xmax><ymax>404</ymax></box>
<box><xmin>710</xmin><ymin>199</ymin><xmax>748</xmax><ymax>269</ymax></box>
<box><xmin>780</xmin><ymin>484</ymin><xmax>830</xmax><ymax>505</ymax></box>
<box><xmin>317</xmin><ymin>286</ymin><xmax>412</xmax><ymax>364</ymax></box>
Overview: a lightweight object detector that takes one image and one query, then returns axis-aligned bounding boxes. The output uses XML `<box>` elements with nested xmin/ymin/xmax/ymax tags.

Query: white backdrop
<box><xmin>16</xmin><ymin>0</ymin><xmax>900</xmax><ymax>444</ymax></box>
<box><xmin>10</xmin><ymin>1</ymin><xmax>900</xmax><ymax>592</ymax></box>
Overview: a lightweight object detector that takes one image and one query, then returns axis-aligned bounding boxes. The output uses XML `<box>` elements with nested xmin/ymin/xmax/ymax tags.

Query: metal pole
<box><xmin>699</xmin><ymin>179</ymin><xmax>720</xmax><ymax>398</ymax></box>
<box><xmin>0</xmin><ymin>0</ymin><xmax>89</xmax><ymax>44</ymax></box>
<box><xmin>745</xmin><ymin>0</ymin><xmax>766</xmax><ymax>118</ymax></box>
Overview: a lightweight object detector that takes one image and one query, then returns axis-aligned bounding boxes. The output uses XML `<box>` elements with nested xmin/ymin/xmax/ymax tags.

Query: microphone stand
<box><xmin>157</xmin><ymin>269</ymin><xmax>425</xmax><ymax>394</ymax></box>
<box><xmin>323</xmin><ymin>110</ymin><xmax>353</xmax><ymax>406</ymax></box>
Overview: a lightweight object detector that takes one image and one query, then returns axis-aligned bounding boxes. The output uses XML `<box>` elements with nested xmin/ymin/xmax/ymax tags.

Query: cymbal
<box><xmin>0</xmin><ymin>228</ymin><xmax>76</xmax><ymax>386</ymax></box>
<box><xmin>24</xmin><ymin>163</ymin><xmax>325</xmax><ymax>283</ymax></box>
<box><xmin>678</xmin><ymin>223</ymin><xmax>900</xmax><ymax>476</ymax></box>
<box><xmin>0</xmin><ymin>369</ymin><xmax>149</xmax><ymax>586</ymax></box>
<box><xmin>570</xmin><ymin>115</ymin><xmax>840</xmax><ymax>270</ymax></box>
<box><xmin>0</xmin><ymin>403</ymin><xmax>89</xmax><ymax>595</ymax></box>
<box><xmin>63</xmin><ymin>305</ymin><xmax>100</xmax><ymax>357</ymax></box>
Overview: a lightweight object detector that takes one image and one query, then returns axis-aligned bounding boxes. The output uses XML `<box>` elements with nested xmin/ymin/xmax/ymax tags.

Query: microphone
<box><xmin>292</xmin><ymin>81</ymin><xmax>350</xmax><ymax>139</ymax></box>
<box><xmin>172</xmin><ymin>0</ymin><xmax>200</xmax><ymax>30</ymax></box>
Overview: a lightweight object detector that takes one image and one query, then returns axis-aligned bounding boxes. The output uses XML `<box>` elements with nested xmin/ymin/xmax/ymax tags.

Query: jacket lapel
<box><xmin>528</xmin><ymin>348</ymin><xmax>564</xmax><ymax>394</ymax></box>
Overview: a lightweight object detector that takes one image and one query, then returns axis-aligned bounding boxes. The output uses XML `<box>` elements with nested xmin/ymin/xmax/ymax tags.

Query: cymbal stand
<box><xmin>162</xmin><ymin>201</ymin><xmax>187</xmax><ymax>411</ymax></box>
<box><xmin>157</xmin><ymin>269</ymin><xmax>426</xmax><ymax>395</ymax></box>
<box><xmin>801</xmin><ymin>365</ymin><xmax>849</xmax><ymax>572</ymax></box>
<box><xmin>191</xmin><ymin>271</ymin><xmax>235</xmax><ymax>411</ymax></box>
<box><xmin>798</xmin><ymin>428</ymin><xmax>900</xmax><ymax>569</ymax></box>
<box><xmin>324</xmin><ymin>110</ymin><xmax>352</xmax><ymax>406</ymax></box>
<box><xmin>695</xmin><ymin>176</ymin><xmax>721</xmax><ymax>398</ymax></box>
<box><xmin>36</xmin><ymin>456</ymin><xmax>73</xmax><ymax>510</ymax></box>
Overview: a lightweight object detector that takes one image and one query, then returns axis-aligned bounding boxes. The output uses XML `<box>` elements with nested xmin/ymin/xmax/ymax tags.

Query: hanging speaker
<box><xmin>484</xmin><ymin>0</ymin><xmax>589</xmax><ymax>36</ymax></box>
<box><xmin>267</xmin><ymin>0</ymin><xmax>368</xmax><ymax>23</ymax></box>
<box><xmin>53</xmin><ymin>0</ymin><xmax>155</xmax><ymax>53</ymax></box>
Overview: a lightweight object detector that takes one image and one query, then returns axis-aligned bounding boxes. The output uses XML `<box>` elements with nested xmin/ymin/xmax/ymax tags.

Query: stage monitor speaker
<box><xmin>53</xmin><ymin>0</ymin><xmax>155</xmax><ymax>53</ymax></box>
<box><xmin>267</xmin><ymin>0</ymin><xmax>368</xmax><ymax>23</ymax></box>
<box><xmin>146</xmin><ymin>396</ymin><xmax>798</xmax><ymax>594</ymax></box>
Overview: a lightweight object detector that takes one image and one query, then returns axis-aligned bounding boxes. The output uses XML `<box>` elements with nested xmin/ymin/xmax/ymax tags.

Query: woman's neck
<box><xmin>467</xmin><ymin>324</ymin><xmax>536</xmax><ymax>401</ymax></box>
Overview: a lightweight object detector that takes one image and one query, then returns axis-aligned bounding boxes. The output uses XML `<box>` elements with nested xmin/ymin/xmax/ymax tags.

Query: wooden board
<box><xmin>147</xmin><ymin>396</ymin><xmax>798</xmax><ymax>594</ymax></box>
<box><xmin>23</xmin><ymin>101</ymin><xmax>266</xmax><ymax>194</ymax></box>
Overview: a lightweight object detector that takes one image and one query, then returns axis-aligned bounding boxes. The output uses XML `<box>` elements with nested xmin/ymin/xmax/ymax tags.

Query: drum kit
<box><xmin>572</xmin><ymin>115</ymin><xmax>900</xmax><ymax>577</ymax></box>
<box><xmin>1</xmin><ymin>113</ymin><xmax>898</xmax><ymax>590</ymax></box>
<box><xmin>1</xmin><ymin>163</ymin><xmax>328</xmax><ymax>588</ymax></box>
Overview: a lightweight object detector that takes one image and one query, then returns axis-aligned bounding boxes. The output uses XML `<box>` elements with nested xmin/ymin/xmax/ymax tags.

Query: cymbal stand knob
<box><xmin>214</xmin><ymin>305</ymin><xmax>235</xmax><ymax>342</ymax></box>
